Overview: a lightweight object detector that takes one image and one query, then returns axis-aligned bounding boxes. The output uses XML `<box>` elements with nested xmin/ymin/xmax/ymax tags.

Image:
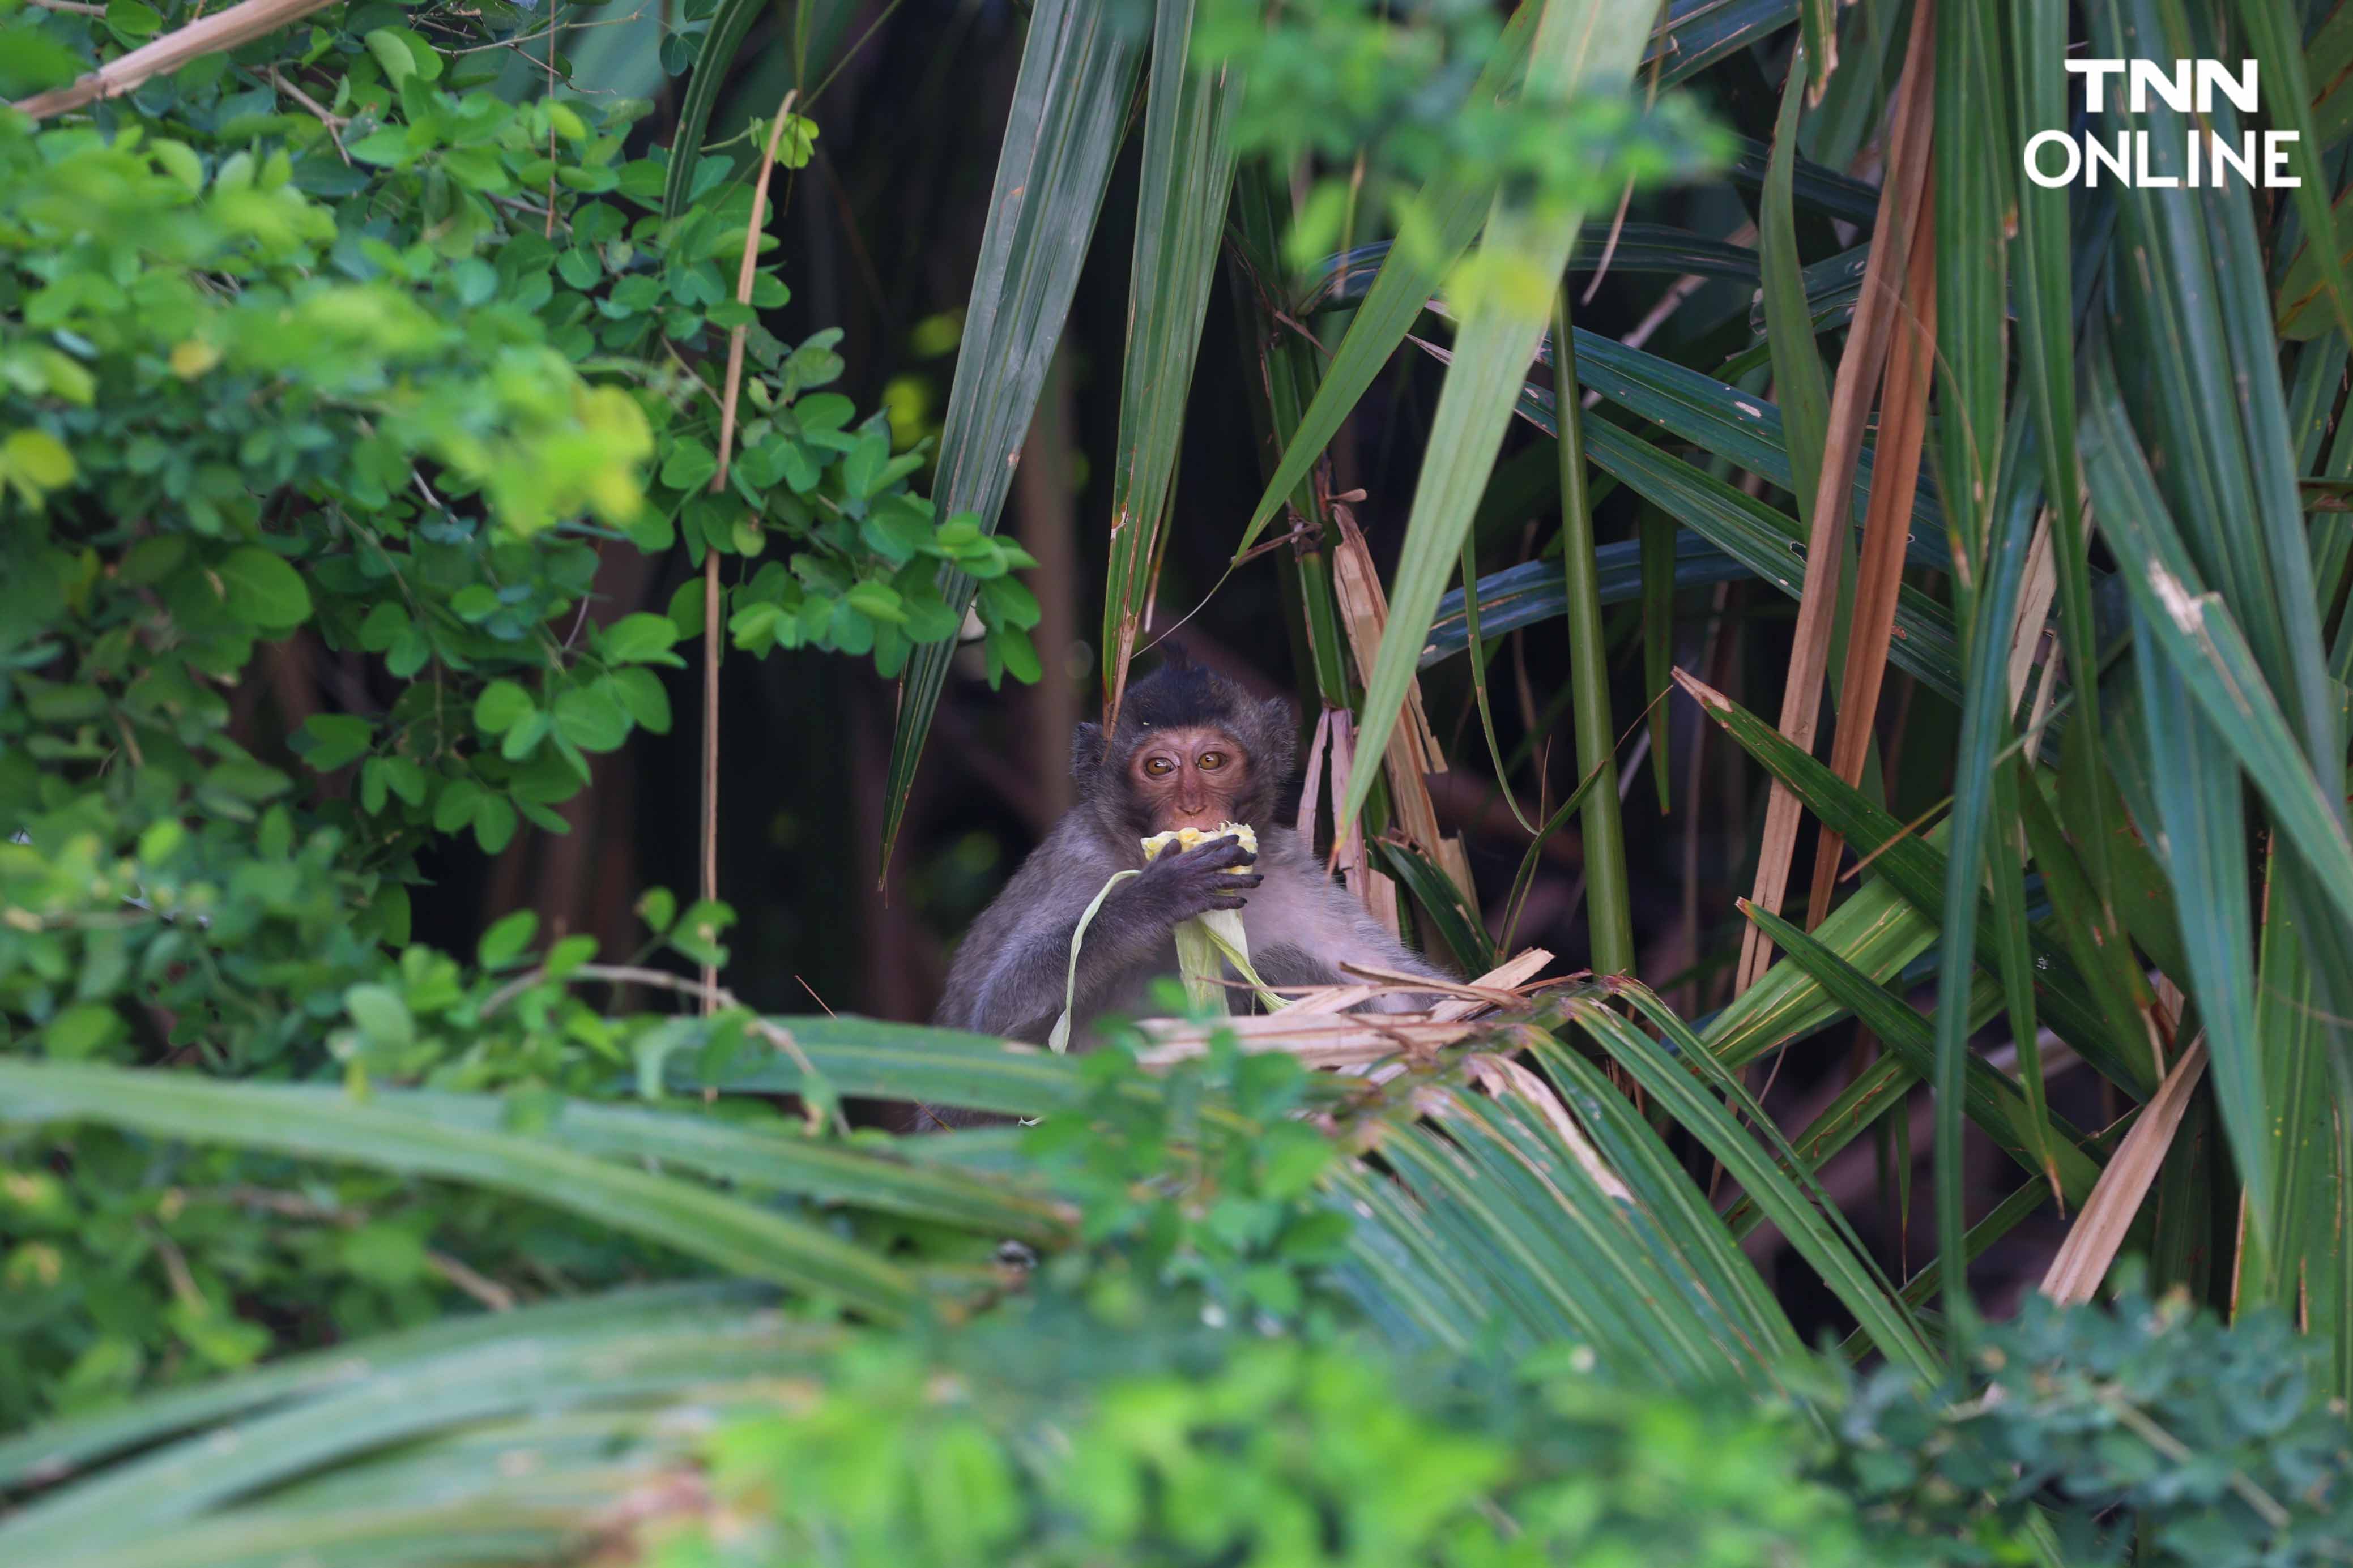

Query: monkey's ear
<box><xmin>1069</xmin><ymin>721</ymin><xmax>1107</xmax><ymax>777</ymax></box>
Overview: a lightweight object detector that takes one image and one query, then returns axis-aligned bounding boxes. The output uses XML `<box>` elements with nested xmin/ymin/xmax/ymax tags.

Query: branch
<box><xmin>479</xmin><ymin>960</ymin><xmax>737</xmax><ymax>1018</ymax></box>
<box><xmin>16</xmin><ymin>0</ymin><xmax>342</xmax><ymax>119</ymax></box>
<box><xmin>475</xmin><ymin>960</ymin><xmax>840</xmax><ymax>1132</ymax></box>
<box><xmin>699</xmin><ymin>92</ymin><xmax>798</xmax><ymax>1015</ymax></box>
<box><xmin>267</xmin><ymin>65</ymin><xmax>347</xmax><ymax>164</ymax></box>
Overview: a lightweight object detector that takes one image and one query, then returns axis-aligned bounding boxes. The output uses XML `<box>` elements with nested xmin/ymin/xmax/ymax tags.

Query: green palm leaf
<box><xmin>880</xmin><ymin>0</ymin><xmax>1144</xmax><ymax>870</ymax></box>
<box><xmin>0</xmin><ymin>1289</ymin><xmax>832</xmax><ymax>1560</ymax></box>
<box><xmin>0</xmin><ymin>1061</ymin><xmax>921</xmax><ymax>1320</ymax></box>
<box><xmin>1338</xmin><ymin>0</ymin><xmax>1666</xmax><ymax>842</ymax></box>
<box><xmin>1103</xmin><ymin>0</ymin><xmax>1244</xmax><ymax>713</ymax></box>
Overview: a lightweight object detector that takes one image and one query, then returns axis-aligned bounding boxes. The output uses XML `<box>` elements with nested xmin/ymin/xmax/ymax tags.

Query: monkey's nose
<box><xmin>1166</xmin><ymin>798</ymin><xmax>1218</xmax><ymax>830</ymax></box>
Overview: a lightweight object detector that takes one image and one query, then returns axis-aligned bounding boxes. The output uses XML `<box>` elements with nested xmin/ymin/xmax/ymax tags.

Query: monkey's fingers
<box><xmin>1188</xmin><ymin>836</ymin><xmax>1257</xmax><ymax>869</ymax></box>
<box><xmin>1207</xmin><ymin>892</ymin><xmax>1250</xmax><ymax>910</ymax></box>
<box><xmin>1220</xmin><ymin>872</ymin><xmax>1264</xmax><ymax>888</ymax></box>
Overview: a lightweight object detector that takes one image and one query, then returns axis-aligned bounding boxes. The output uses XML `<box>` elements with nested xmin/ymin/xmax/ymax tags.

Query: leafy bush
<box><xmin>6</xmin><ymin>3</ymin><xmax>2352</xmax><ymax>1566</ymax></box>
<box><xmin>659</xmin><ymin>1314</ymin><xmax>1895</xmax><ymax>1568</ymax></box>
<box><xmin>0</xmin><ymin>0</ymin><xmax>1042</xmax><ymax>1426</ymax></box>
<box><xmin>1197</xmin><ymin>0</ymin><xmax>1726</xmax><ymax>270</ymax></box>
<box><xmin>1831</xmin><ymin>1276</ymin><xmax>2353</xmax><ymax>1567</ymax></box>
<box><xmin>1026</xmin><ymin>1009</ymin><xmax>1361</xmax><ymax>1326</ymax></box>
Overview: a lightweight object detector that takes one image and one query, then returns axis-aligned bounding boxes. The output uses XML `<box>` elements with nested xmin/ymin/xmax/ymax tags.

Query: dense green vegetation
<box><xmin>5</xmin><ymin>0</ymin><xmax>2353</xmax><ymax>1562</ymax></box>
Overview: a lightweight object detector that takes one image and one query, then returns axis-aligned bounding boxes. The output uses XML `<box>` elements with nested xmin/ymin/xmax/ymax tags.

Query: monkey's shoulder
<box><xmin>1248</xmin><ymin>824</ymin><xmax>1320</xmax><ymax>869</ymax></box>
<box><xmin>1249</xmin><ymin>826</ymin><xmax>1366</xmax><ymax>894</ymax></box>
<box><xmin>1243</xmin><ymin>827</ymin><xmax>1383</xmax><ymax>920</ymax></box>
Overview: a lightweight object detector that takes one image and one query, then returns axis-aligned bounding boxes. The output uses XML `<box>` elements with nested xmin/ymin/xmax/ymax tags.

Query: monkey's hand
<box><xmin>1131</xmin><ymin>834</ymin><xmax>1260</xmax><ymax>925</ymax></box>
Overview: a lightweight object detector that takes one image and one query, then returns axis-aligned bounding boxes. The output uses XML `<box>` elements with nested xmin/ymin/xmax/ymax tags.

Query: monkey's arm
<box><xmin>939</xmin><ymin>834</ymin><xmax>1260</xmax><ymax>1043</ymax></box>
<box><xmin>1252</xmin><ymin>927</ymin><xmax>1452</xmax><ymax>1012</ymax></box>
<box><xmin>1245</xmin><ymin>829</ymin><xmax>1455</xmax><ymax>1011</ymax></box>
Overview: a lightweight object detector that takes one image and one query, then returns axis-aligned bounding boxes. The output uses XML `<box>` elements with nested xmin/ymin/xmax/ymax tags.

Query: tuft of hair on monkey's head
<box><xmin>1071</xmin><ymin>649</ymin><xmax>1298</xmax><ymax>838</ymax></box>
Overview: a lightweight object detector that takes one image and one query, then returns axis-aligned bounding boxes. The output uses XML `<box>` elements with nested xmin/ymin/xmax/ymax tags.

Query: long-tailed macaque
<box><xmin>930</xmin><ymin>657</ymin><xmax>1452</xmax><ymax>1072</ymax></box>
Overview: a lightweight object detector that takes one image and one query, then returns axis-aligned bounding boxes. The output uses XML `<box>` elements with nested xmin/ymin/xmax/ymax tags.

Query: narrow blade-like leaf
<box><xmin>881</xmin><ymin>0</ymin><xmax>1143</xmax><ymax>870</ymax></box>
<box><xmin>1102</xmin><ymin>0</ymin><xmax>1243</xmax><ymax>719</ymax></box>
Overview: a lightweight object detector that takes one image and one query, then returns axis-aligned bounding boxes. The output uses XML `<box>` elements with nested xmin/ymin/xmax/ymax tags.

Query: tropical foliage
<box><xmin>5</xmin><ymin>0</ymin><xmax>2353</xmax><ymax>1562</ymax></box>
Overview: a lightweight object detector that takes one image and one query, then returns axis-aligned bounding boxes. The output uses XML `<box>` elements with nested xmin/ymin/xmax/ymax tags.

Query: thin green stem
<box><xmin>1550</xmin><ymin>289</ymin><xmax>1632</xmax><ymax>976</ymax></box>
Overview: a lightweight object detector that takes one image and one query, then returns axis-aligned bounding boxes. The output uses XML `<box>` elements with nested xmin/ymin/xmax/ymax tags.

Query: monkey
<box><xmin>917</xmin><ymin>656</ymin><xmax>1452</xmax><ymax>1126</ymax></box>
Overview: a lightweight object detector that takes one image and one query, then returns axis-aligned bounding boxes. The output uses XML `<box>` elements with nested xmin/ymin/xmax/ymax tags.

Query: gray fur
<box><xmin>931</xmin><ymin>666</ymin><xmax>1453</xmax><ymax>1062</ymax></box>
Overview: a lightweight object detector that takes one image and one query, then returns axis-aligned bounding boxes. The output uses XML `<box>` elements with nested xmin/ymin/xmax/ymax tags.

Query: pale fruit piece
<box><xmin>1138</xmin><ymin>822</ymin><xmax>1256</xmax><ymax>1014</ymax></box>
<box><xmin>1140</xmin><ymin>820</ymin><xmax>1258</xmax><ymax>863</ymax></box>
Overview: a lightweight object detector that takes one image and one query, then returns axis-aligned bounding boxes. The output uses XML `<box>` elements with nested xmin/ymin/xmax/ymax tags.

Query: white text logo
<box><xmin>2022</xmin><ymin>60</ymin><xmax>2299</xmax><ymax>188</ymax></box>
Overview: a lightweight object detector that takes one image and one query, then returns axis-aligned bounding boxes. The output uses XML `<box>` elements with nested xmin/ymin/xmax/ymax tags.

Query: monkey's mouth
<box><xmin>1142</xmin><ymin>821</ymin><xmax>1258</xmax><ymax>861</ymax></box>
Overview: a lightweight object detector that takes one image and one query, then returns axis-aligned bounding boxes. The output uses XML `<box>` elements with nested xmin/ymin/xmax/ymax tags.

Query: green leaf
<box><xmin>1742</xmin><ymin>903</ymin><xmax>2103</xmax><ymax>1208</ymax></box>
<box><xmin>1101</xmin><ymin>0</ymin><xmax>1243</xmax><ymax>709</ymax></box>
<box><xmin>477</xmin><ymin>909</ymin><xmax>539</xmax><ymax>968</ymax></box>
<box><xmin>1544</xmin><ymin>303</ymin><xmax>1632</xmax><ymax>975</ymax></box>
<box><xmin>986</xmin><ymin>624</ymin><xmax>1041</xmax><ymax>685</ymax></box>
<box><xmin>668</xmin><ymin>898</ymin><xmax>735</xmax><ymax>969</ymax></box>
<box><xmin>2006</xmin><ymin>0</ymin><xmax>2115</xmax><ymax>965</ymax></box>
<box><xmin>881</xmin><ymin>0</ymin><xmax>1142</xmax><ymax>872</ymax></box>
<box><xmin>601</xmin><ymin>612</ymin><xmax>684</xmax><ymax>665</ymax></box>
<box><xmin>433</xmin><ymin>779</ymin><xmax>484</xmax><ymax>834</ymax></box>
<box><xmin>472</xmin><ymin>795</ymin><xmax>519</xmax><ymax>854</ymax></box>
<box><xmin>0</xmin><ymin>1059</ymin><xmax>921</xmax><ymax>1337</ymax></box>
<box><xmin>1796</xmin><ymin>0</ymin><xmax>1836</xmax><ymax>101</ymax></box>
<box><xmin>4</xmin><ymin>428</ymin><xmax>74</xmax><ymax>490</ymax></box>
<box><xmin>343</xmin><ymin>984</ymin><xmax>414</xmax><ymax>1050</ymax></box>
<box><xmin>1231</xmin><ymin>6</ymin><xmax>1537</xmax><ymax>559</ymax></box>
<box><xmin>297</xmin><ymin>714</ymin><xmax>372</xmax><ymax>772</ymax></box>
<box><xmin>1423</xmin><ymin>531</ymin><xmax>1746</xmax><ymax>664</ymax></box>
<box><xmin>553</xmin><ymin>685</ymin><xmax>630</xmax><ymax>752</ymax></box>
<box><xmin>1760</xmin><ymin>42</ymin><xmax>1833</xmax><ymax>550</ymax></box>
<box><xmin>201</xmin><ymin>759</ymin><xmax>291</xmax><ymax>803</ymax></box>
<box><xmin>365</xmin><ymin>27</ymin><xmax>427</xmax><ymax>86</ymax></box>
<box><xmin>660</xmin><ymin>440</ymin><xmax>718</xmax><ymax>491</ymax></box>
<box><xmin>1933</xmin><ymin>412</ymin><xmax>2051</xmax><ymax>1300</ymax></box>
<box><xmin>44</xmin><ymin>1003</ymin><xmax>123</xmax><ymax>1060</ymax></box>
<box><xmin>1490</xmin><ymin>374</ymin><xmax>1968</xmax><ymax>698</ymax></box>
<box><xmin>0</xmin><ymin>1284</ymin><xmax>696</xmax><ymax>1488</ymax></box>
<box><xmin>2082</xmin><ymin>352</ymin><xmax>2353</xmax><ymax>1266</ymax></box>
<box><xmin>472</xmin><ymin>680</ymin><xmax>534</xmax><ymax>735</ymax></box>
<box><xmin>840</xmin><ymin>425</ymin><xmax>890</xmax><ymax>497</ymax></box>
<box><xmin>440</xmin><ymin>146</ymin><xmax>509</xmax><ymax>194</ymax></box>
<box><xmin>1340</xmin><ymin>0</ymin><xmax>1663</xmax><ymax>843</ymax></box>
<box><xmin>501</xmin><ymin>709</ymin><xmax>551</xmax><ymax>760</ymax></box>
<box><xmin>1678</xmin><ymin>669</ymin><xmax>2152</xmax><ymax>1095</ymax></box>
<box><xmin>215</xmin><ymin>547</ymin><xmax>310</xmax><ymax>633</ymax></box>
<box><xmin>1758</xmin><ymin>38</ymin><xmax>1853</xmax><ymax>703</ymax></box>
<box><xmin>608</xmin><ymin>667</ymin><xmax>671</xmax><ymax>734</ymax></box>
<box><xmin>345</xmin><ymin>128</ymin><xmax>410</xmax><ymax>166</ymax></box>
<box><xmin>1572</xmin><ymin>989</ymin><xmax>1939</xmax><ymax>1379</ymax></box>
<box><xmin>1374</xmin><ymin>841</ymin><xmax>1498</xmax><ymax>975</ymax></box>
<box><xmin>0</xmin><ymin>28</ymin><xmax>84</xmax><ymax>97</ymax></box>
<box><xmin>0</xmin><ymin>1287</ymin><xmax>816</xmax><ymax>1557</ymax></box>
<box><xmin>2240</xmin><ymin>0</ymin><xmax>2353</xmax><ymax>346</ymax></box>
<box><xmin>844</xmin><ymin>579</ymin><xmax>906</xmax><ymax>625</ymax></box>
<box><xmin>661</xmin><ymin>0</ymin><xmax>771</xmax><ymax>221</ymax></box>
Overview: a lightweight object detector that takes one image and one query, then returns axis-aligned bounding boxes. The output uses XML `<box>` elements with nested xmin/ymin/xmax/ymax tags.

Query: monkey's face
<box><xmin>1127</xmin><ymin>725</ymin><xmax>1250</xmax><ymax>835</ymax></box>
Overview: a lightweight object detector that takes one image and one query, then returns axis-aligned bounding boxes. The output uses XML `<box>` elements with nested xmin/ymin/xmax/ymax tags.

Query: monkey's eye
<box><xmin>1197</xmin><ymin>751</ymin><xmax>1226</xmax><ymax>771</ymax></box>
<box><xmin>1144</xmin><ymin>756</ymin><xmax>1175</xmax><ymax>777</ymax></box>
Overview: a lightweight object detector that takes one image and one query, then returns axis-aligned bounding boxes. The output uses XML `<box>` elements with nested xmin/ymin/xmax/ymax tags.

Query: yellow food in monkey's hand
<box><xmin>1139</xmin><ymin>821</ymin><xmax>1259</xmax><ymax>864</ymax></box>
<box><xmin>1141</xmin><ymin>822</ymin><xmax>1259</xmax><ymax>1014</ymax></box>
<box><xmin>1048</xmin><ymin>823</ymin><xmax>1281</xmax><ymax>1054</ymax></box>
